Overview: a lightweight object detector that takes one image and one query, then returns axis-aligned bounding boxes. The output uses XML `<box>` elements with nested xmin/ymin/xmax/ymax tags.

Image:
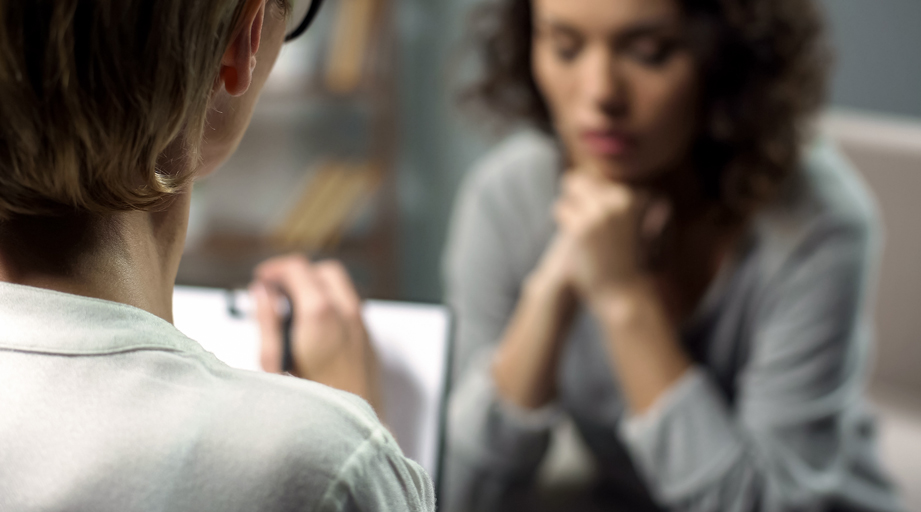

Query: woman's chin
<box><xmin>585</xmin><ymin>159</ymin><xmax>647</xmax><ymax>185</ymax></box>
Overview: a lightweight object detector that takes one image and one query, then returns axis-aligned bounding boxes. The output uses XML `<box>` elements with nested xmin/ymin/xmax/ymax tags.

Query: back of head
<box><xmin>0</xmin><ymin>0</ymin><xmax>246</xmax><ymax>220</ymax></box>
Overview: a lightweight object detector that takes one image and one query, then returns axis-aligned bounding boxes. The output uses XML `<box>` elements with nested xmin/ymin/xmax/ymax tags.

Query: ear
<box><xmin>218</xmin><ymin>0</ymin><xmax>266</xmax><ymax>97</ymax></box>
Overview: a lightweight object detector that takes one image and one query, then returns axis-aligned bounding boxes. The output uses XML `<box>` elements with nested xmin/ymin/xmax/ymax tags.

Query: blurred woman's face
<box><xmin>532</xmin><ymin>0</ymin><xmax>699</xmax><ymax>184</ymax></box>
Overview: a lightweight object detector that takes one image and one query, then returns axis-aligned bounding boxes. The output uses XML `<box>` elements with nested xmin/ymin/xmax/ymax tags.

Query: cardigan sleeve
<box><xmin>441</xmin><ymin>158</ymin><xmax>562</xmax><ymax>512</ymax></box>
<box><xmin>618</xmin><ymin>219</ymin><xmax>900</xmax><ymax>511</ymax></box>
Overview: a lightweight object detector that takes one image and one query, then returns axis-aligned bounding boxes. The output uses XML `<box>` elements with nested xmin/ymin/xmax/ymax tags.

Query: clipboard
<box><xmin>171</xmin><ymin>286</ymin><xmax>452</xmax><ymax>484</ymax></box>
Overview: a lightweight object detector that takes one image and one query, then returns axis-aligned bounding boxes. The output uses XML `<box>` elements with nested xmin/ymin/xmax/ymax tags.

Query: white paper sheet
<box><xmin>171</xmin><ymin>286</ymin><xmax>451</xmax><ymax>479</ymax></box>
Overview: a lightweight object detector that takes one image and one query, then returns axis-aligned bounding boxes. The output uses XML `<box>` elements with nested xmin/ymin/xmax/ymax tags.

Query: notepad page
<box><xmin>171</xmin><ymin>286</ymin><xmax>450</xmax><ymax>479</ymax></box>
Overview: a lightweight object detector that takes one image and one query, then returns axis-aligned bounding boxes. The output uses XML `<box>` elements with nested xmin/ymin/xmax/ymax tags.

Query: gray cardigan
<box><xmin>442</xmin><ymin>131</ymin><xmax>903</xmax><ymax>512</ymax></box>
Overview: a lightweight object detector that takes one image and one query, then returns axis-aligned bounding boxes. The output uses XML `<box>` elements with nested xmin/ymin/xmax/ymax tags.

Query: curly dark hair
<box><xmin>464</xmin><ymin>0</ymin><xmax>830</xmax><ymax>220</ymax></box>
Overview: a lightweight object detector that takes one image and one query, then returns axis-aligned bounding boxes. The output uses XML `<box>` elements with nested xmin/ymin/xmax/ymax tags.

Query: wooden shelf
<box><xmin>182</xmin><ymin>0</ymin><xmax>402</xmax><ymax>298</ymax></box>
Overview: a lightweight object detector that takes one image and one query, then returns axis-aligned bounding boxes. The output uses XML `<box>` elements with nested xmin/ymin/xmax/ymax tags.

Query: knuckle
<box><xmin>317</xmin><ymin>260</ymin><xmax>345</xmax><ymax>278</ymax></box>
<box><xmin>288</xmin><ymin>254</ymin><xmax>312</xmax><ymax>271</ymax></box>
<box><xmin>324</xmin><ymin>259</ymin><xmax>346</xmax><ymax>272</ymax></box>
<box><xmin>256</xmin><ymin>253</ymin><xmax>309</xmax><ymax>277</ymax></box>
<box><xmin>299</xmin><ymin>297</ymin><xmax>335</xmax><ymax>320</ymax></box>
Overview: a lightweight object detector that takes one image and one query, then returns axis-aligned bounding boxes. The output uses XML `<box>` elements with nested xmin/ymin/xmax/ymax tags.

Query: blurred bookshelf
<box><xmin>178</xmin><ymin>0</ymin><xmax>401</xmax><ymax>298</ymax></box>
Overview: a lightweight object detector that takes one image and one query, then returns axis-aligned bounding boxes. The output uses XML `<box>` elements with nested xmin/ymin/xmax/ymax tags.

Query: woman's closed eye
<box><xmin>554</xmin><ymin>39</ymin><xmax>583</xmax><ymax>62</ymax></box>
<box><xmin>537</xmin><ymin>25</ymin><xmax>585</xmax><ymax>63</ymax></box>
<box><xmin>624</xmin><ymin>37</ymin><xmax>681</xmax><ymax>67</ymax></box>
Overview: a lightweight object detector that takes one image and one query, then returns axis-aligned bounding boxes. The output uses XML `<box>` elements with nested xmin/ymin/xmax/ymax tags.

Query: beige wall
<box><xmin>823</xmin><ymin>110</ymin><xmax>921</xmax><ymax>393</ymax></box>
<box><xmin>824</xmin><ymin>110</ymin><xmax>921</xmax><ymax>507</ymax></box>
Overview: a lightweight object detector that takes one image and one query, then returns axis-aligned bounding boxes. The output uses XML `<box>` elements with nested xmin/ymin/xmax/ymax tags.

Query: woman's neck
<box><xmin>647</xmin><ymin>162</ymin><xmax>711</xmax><ymax>220</ymax></box>
<box><xmin>0</xmin><ymin>191</ymin><xmax>191</xmax><ymax>323</ymax></box>
<box><xmin>642</xmin><ymin>163</ymin><xmax>745</xmax><ymax>324</ymax></box>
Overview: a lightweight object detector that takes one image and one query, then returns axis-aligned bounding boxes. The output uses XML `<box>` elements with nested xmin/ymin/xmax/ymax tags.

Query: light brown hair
<box><xmin>0</xmin><ymin>0</ymin><xmax>250</xmax><ymax>219</ymax></box>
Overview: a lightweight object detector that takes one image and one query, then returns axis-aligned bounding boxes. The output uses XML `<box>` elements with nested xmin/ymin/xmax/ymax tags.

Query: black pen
<box><xmin>227</xmin><ymin>287</ymin><xmax>295</xmax><ymax>373</ymax></box>
<box><xmin>278</xmin><ymin>292</ymin><xmax>295</xmax><ymax>374</ymax></box>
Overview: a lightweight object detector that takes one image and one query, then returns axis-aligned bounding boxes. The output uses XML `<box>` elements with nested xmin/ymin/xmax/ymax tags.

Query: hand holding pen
<box><xmin>250</xmin><ymin>255</ymin><xmax>381</xmax><ymax>413</ymax></box>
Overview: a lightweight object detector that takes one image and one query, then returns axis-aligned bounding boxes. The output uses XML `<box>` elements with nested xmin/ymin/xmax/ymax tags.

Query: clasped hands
<box><xmin>536</xmin><ymin>169</ymin><xmax>671</xmax><ymax>312</ymax></box>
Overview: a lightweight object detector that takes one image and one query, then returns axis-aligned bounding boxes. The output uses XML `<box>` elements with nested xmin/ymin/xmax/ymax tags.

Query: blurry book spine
<box><xmin>326</xmin><ymin>0</ymin><xmax>378</xmax><ymax>94</ymax></box>
<box><xmin>271</xmin><ymin>161</ymin><xmax>381</xmax><ymax>251</ymax></box>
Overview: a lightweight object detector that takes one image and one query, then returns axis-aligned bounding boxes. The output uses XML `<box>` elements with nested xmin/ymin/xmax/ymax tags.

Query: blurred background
<box><xmin>178</xmin><ymin>0</ymin><xmax>921</xmax><ymax>506</ymax></box>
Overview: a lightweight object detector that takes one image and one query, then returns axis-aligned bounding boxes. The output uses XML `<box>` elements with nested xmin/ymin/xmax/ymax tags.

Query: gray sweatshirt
<box><xmin>0</xmin><ymin>282</ymin><xmax>435</xmax><ymax>512</ymax></box>
<box><xmin>442</xmin><ymin>131</ymin><xmax>903</xmax><ymax>512</ymax></box>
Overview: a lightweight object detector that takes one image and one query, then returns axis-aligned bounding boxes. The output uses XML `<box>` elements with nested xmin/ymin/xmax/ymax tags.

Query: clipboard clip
<box><xmin>224</xmin><ymin>288</ymin><xmax>296</xmax><ymax>373</ymax></box>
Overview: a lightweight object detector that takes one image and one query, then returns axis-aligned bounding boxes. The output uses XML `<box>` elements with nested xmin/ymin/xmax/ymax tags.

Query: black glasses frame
<box><xmin>284</xmin><ymin>0</ymin><xmax>325</xmax><ymax>42</ymax></box>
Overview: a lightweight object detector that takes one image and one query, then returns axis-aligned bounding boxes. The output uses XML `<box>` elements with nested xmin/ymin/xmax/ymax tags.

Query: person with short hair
<box><xmin>0</xmin><ymin>1</ymin><xmax>433</xmax><ymax>510</ymax></box>
<box><xmin>440</xmin><ymin>0</ymin><xmax>903</xmax><ymax>510</ymax></box>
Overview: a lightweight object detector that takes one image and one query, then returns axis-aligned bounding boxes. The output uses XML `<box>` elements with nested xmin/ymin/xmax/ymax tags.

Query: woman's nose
<box><xmin>581</xmin><ymin>48</ymin><xmax>627</xmax><ymax>117</ymax></box>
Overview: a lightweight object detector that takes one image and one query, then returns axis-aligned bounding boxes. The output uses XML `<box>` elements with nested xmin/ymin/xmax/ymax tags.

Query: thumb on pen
<box><xmin>251</xmin><ymin>281</ymin><xmax>284</xmax><ymax>374</ymax></box>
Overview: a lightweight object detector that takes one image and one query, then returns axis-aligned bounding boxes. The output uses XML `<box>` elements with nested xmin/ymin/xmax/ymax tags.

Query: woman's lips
<box><xmin>580</xmin><ymin>130</ymin><xmax>637</xmax><ymax>157</ymax></box>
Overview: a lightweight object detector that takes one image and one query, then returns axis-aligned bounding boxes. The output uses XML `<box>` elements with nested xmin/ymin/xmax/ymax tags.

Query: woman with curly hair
<box><xmin>441</xmin><ymin>0</ymin><xmax>903</xmax><ymax>510</ymax></box>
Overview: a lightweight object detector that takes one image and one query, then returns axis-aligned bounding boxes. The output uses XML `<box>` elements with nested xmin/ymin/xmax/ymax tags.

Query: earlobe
<box><xmin>217</xmin><ymin>0</ymin><xmax>266</xmax><ymax>97</ymax></box>
<box><xmin>222</xmin><ymin>67</ymin><xmax>241</xmax><ymax>94</ymax></box>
